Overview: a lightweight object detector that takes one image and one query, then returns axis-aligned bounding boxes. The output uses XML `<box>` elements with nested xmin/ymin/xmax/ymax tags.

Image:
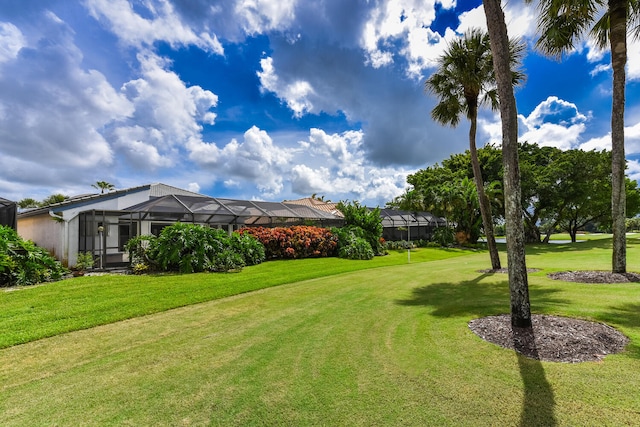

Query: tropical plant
<box><xmin>425</xmin><ymin>28</ymin><xmax>524</xmax><ymax>269</ymax></box>
<box><xmin>431</xmin><ymin>226</ymin><xmax>455</xmax><ymax>247</ymax></box>
<box><xmin>40</xmin><ymin>194</ymin><xmax>68</xmax><ymax>206</ymax></box>
<box><xmin>17</xmin><ymin>198</ymin><xmax>39</xmax><ymax>209</ymax></box>
<box><xmin>483</xmin><ymin>0</ymin><xmax>532</xmax><ymax>327</ymax></box>
<box><xmin>338</xmin><ymin>235</ymin><xmax>374</xmax><ymax>260</ymax></box>
<box><xmin>528</xmin><ymin>0</ymin><xmax>640</xmax><ymax>272</ymax></box>
<box><xmin>75</xmin><ymin>252</ymin><xmax>95</xmax><ymax>271</ymax></box>
<box><xmin>92</xmin><ymin>181</ymin><xmax>115</xmax><ymax>194</ymax></box>
<box><xmin>0</xmin><ymin>225</ymin><xmax>67</xmax><ymax>286</ymax></box>
<box><xmin>336</xmin><ymin>201</ymin><xmax>384</xmax><ymax>255</ymax></box>
<box><xmin>125</xmin><ymin>223</ymin><xmax>265</xmax><ymax>274</ymax></box>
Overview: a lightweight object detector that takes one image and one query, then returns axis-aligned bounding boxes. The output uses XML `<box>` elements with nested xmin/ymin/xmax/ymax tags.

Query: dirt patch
<box><xmin>478</xmin><ymin>268</ymin><xmax>541</xmax><ymax>274</ymax></box>
<box><xmin>469</xmin><ymin>314</ymin><xmax>629</xmax><ymax>363</ymax></box>
<box><xmin>547</xmin><ymin>270</ymin><xmax>640</xmax><ymax>283</ymax></box>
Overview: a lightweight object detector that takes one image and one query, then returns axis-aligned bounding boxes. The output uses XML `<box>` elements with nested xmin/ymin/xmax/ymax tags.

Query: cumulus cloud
<box><xmin>580</xmin><ymin>120</ymin><xmax>640</xmax><ymax>155</ymax></box>
<box><xmin>518</xmin><ymin>96</ymin><xmax>589</xmax><ymax>149</ymax></box>
<box><xmin>627</xmin><ymin>159</ymin><xmax>640</xmax><ymax>182</ymax></box>
<box><xmin>85</xmin><ymin>0</ymin><xmax>224</xmax><ymax>54</ymax></box>
<box><xmin>109</xmin><ymin>52</ymin><xmax>218</xmax><ymax>170</ymax></box>
<box><xmin>234</xmin><ymin>0</ymin><xmax>297</xmax><ymax>35</ymax></box>
<box><xmin>0</xmin><ymin>12</ymin><xmax>131</xmax><ymax>189</ymax></box>
<box><xmin>258</xmin><ymin>36</ymin><xmax>467</xmax><ymax>167</ymax></box>
<box><xmin>257</xmin><ymin>57</ymin><xmax>315</xmax><ymax>117</ymax></box>
<box><xmin>0</xmin><ymin>22</ymin><xmax>25</xmax><ymax>63</ymax></box>
<box><xmin>187</xmin><ymin>126</ymin><xmax>294</xmax><ymax>196</ymax></box>
<box><xmin>290</xmin><ymin>128</ymin><xmax>411</xmax><ymax>205</ymax></box>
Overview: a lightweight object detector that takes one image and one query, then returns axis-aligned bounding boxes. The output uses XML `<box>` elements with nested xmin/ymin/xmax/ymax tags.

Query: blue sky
<box><xmin>1</xmin><ymin>0</ymin><xmax>639</xmax><ymax>206</ymax></box>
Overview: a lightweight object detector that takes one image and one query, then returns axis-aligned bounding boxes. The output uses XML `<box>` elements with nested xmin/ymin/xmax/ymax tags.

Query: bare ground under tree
<box><xmin>469</xmin><ymin>270</ymin><xmax>634</xmax><ymax>362</ymax></box>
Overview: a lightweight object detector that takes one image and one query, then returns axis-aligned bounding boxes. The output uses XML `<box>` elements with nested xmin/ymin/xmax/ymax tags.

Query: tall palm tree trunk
<box><xmin>484</xmin><ymin>0</ymin><xmax>532</xmax><ymax>327</ymax></box>
<box><xmin>609</xmin><ymin>0</ymin><xmax>627</xmax><ymax>273</ymax></box>
<box><xmin>469</xmin><ymin>110</ymin><xmax>501</xmax><ymax>270</ymax></box>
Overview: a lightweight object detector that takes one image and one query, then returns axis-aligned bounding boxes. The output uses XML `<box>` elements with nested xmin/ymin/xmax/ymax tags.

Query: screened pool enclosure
<box><xmin>0</xmin><ymin>197</ymin><xmax>17</xmax><ymax>230</ymax></box>
<box><xmin>378</xmin><ymin>208</ymin><xmax>447</xmax><ymax>242</ymax></box>
<box><xmin>77</xmin><ymin>195</ymin><xmax>345</xmax><ymax>267</ymax></box>
<box><xmin>73</xmin><ymin>194</ymin><xmax>445</xmax><ymax>268</ymax></box>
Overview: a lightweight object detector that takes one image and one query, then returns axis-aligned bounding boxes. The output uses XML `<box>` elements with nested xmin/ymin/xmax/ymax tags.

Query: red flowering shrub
<box><xmin>239</xmin><ymin>226</ymin><xmax>338</xmax><ymax>259</ymax></box>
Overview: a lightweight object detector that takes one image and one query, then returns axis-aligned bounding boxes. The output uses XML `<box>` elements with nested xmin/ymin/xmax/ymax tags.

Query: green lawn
<box><xmin>1</xmin><ymin>237</ymin><xmax>639</xmax><ymax>426</ymax></box>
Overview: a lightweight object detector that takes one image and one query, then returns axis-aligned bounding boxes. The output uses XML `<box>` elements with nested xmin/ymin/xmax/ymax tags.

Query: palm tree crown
<box><xmin>92</xmin><ymin>181</ymin><xmax>115</xmax><ymax>194</ymax></box>
<box><xmin>426</xmin><ymin>28</ymin><xmax>524</xmax><ymax>127</ymax></box>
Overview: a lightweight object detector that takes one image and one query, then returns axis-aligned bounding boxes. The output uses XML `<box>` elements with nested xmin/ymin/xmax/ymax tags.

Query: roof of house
<box><xmin>284</xmin><ymin>197</ymin><xmax>344</xmax><ymax>217</ymax></box>
<box><xmin>17</xmin><ymin>183</ymin><xmax>204</xmax><ymax>218</ymax></box>
<box><xmin>121</xmin><ymin>194</ymin><xmax>344</xmax><ymax>226</ymax></box>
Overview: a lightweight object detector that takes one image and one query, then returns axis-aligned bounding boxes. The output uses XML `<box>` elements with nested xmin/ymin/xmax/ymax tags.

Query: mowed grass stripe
<box><xmin>2</xmin><ymin>243</ymin><xmax>640</xmax><ymax>426</ymax></box>
<box><xmin>0</xmin><ymin>247</ymin><xmax>469</xmax><ymax>349</ymax></box>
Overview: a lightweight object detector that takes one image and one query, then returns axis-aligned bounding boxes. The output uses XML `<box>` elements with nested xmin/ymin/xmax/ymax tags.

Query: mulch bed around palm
<box><xmin>470</xmin><ymin>270</ymin><xmax>634</xmax><ymax>362</ymax></box>
<box><xmin>469</xmin><ymin>314</ymin><xmax>629</xmax><ymax>363</ymax></box>
<box><xmin>547</xmin><ymin>270</ymin><xmax>640</xmax><ymax>283</ymax></box>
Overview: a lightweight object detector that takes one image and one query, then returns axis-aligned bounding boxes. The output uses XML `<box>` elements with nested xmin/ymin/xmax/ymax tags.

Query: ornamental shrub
<box><xmin>239</xmin><ymin>226</ymin><xmax>338</xmax><ymax>259</ymax></box>
<box><xmin>338</xmin><ymin>235</ymin><xmax>374</xmax><ymax>260</ymax></box>
<box><xmin>125</xmin><ymin>223</ymin><xmax>265</xmax><ymax>274</ymax></box>
<box><xmin>431</xmin><ymin>227</ymin><xmax>455</xmax><ymax>247</ymax></box>
<box><xmin>230</xmin><ymin>232</ymin><xmax>266</xmax><ymax>266</ymax></box>
<box><xmin>0</xmin><ymin>225</ymin><xmax>67</xmax><ymax>287</ymax></box>
<box><xmin>336</xmin><ymin>201</ymin><xmax>384</xmax><ymax>255</ymax></box>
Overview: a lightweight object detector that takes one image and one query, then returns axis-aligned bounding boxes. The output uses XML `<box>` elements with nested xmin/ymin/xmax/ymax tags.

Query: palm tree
<box><xmin>530</xmin><ymin>0</ymin><xmax>640</xmax><ymax>272</ymax></box>
<box><xmin>425</xmin><ymin>29</ymin><xmax>525</xmax><ymax>270</ymax></box>
<box><xmin>484</xmin><ymin>0</ymin><xmax>533</xmax><ymax>327</ymax></box>
<box><xmin>92</xmin><ymin>181</ymin><xmax>115</xmax><ymax>194</ymax></box>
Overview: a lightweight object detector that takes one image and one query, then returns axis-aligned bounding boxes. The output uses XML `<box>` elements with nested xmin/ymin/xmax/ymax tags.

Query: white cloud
<box><xmin>85</xmin><ymin>0</ymin><xmax>224</xmax><ymax>54</ymax></box>
<box><xmin>290</xmin><ymin>128</ymin><xmax>411</xmax><ymax>205</ymax></box>
<box><xmin>627</xmin><ymin>36</ymin><xmax>640</xmax><ymax>81</ymax></box>
<box><xmin>0</xmin><ymin>12</ymin><xmax>131</xmax><ymax>180</ymax></box>
<box><xmin>188</xmin><ymin>126</ymin><xmax>294</xmax><ymax>196</ymax></box>
<box><xmin>257</xmin><ymin>57</ymin><xmax>315</xmax><ymax>117</ymax></box>
<box><xmin>518</xmin><ymin>96</ymin><xmax>589</xmax><ymax>149</ymax></box>
<box><xmin>187</xmin><ymin>182</ymin><xmax>201</xmax><ymax>193</ymax></box>
<box><xmin>0</xmin><ymin>22</ymin><xmax>25</xmax><ymax>63</ymax></box>
<box><xmin>581</xmin><ymin>120</ymin><xmax>640</xmax><ymax>154</ymax></box>
<box><xmin>234</xmin><ymin>0</ymin><xmax>297</xmax><ymax>34</ymax></box>
<box><xmin>627</xmin><ymin>159</ymin><xmax>640</xmax><ymax>182</ymax></box>
<box><xmin>360</xmin><ymin>0</ymin><xmax>443</xmax><ymax>74</ymax></box>
<box><xmin>111</xmin><ymin>52</ymin><xmax>218</xmax><ymax>169</ymax></box>
<box><xmin>359</xmin><ymin>0</ymin><xmax>537</xmax><ymax>79</ymax></box>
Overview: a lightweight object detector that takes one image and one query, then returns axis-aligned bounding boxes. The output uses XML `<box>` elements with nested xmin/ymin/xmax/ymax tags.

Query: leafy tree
<box><xmin>92</xmin><ymin>181</ymin><xmax>115</xmax><ymax>194</ymax></box>
<box><xmin>40</xmin><ymin>194</ymin><xmax>68</xmax><ymax>206</ymax></box>
<box><xmin>17</xmin><ymin>198</ymin><xmax>39</xmax><ymax>209</ymax></box>
<box><xmin>391</xmin><ymin>166</ymin><xmax>485</xmax><ymax>243</ymax></box>
<box><xmin>529</xmin><ymin>0</ymin><xmax>640</xmax><ymax>272</ymax></box>
<box><xmin>484</xmin><ymin>0</ymin><xmax>532</xmax><ymax>327</ymax></box>
<box><xmin>426</xmin><ymin>28</ymin><xmax>523</xmax><ymax>269</ymax></box>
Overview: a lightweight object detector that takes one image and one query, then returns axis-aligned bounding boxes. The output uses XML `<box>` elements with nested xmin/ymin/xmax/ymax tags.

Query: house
<box><xmin>17</xmin><ymin>183</ymin><xmax>344</xmax><ymax>268</ymax></box>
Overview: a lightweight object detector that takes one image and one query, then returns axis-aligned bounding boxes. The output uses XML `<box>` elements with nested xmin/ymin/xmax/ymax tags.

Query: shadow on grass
<box><xmin>595</xmin><ymin>303</ymin><xmax>640</xmax><ymax>359</ymax></box>
<box><xmin>514</xmin><ymin>328</ymin><xmax>557</xmax><ymax>427</ymax></box>
<box><xmin>524</xmin><ymin>238</ymin><xmax>611</xmax><ymax>256</ymax></box>
<box><xmin>397</xmin><ymin>274</ymin><xmax>563</xmax><ymax>426</ymax></box>
<box><xmin>395</xmin><ymin>274</ymin><xmax>568</xmax><ymax>319</ymax></box>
